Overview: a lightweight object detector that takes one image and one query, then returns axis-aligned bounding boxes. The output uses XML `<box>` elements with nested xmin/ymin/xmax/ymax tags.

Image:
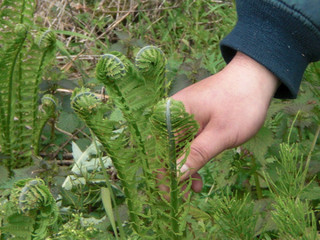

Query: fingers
<box><xmin>157</xmin><ymin>169</ymin><xmax>203</xmax><ymax>201</ymax></box>
<box><xmin>179</xmin><ymin>125</ymin><xmax>228</xmax><ymax>182</ymax></box>
<box><xmin>191</xmin><ymin>172</ymin><xmax>203</xmax><ymax>193</ymax></box>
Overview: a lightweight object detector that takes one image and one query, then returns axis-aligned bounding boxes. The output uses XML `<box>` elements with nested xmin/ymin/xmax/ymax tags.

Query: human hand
<box><xmin>172</xmin><ymin>51</ymin><xmax>279</xmax><ymax>192</ymax></box>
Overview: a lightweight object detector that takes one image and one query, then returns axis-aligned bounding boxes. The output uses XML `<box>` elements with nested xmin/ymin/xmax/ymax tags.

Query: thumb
<box><xmin>179</xmin><ymin>126</ymin><xmax>227</xmax><ymax>182</ymax></box>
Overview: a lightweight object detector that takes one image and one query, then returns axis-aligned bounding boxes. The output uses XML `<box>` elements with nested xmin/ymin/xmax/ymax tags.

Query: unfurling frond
<box><xmin>71</xmin><ymin>47</ymin><xmax>198</xmax><ymax>237</ymax></box>
<box><xmin>96</xmin><ymin>46</ymin><xmax>167</xmax><ymax>118</ymax></box>
<box><xmin>0</xmin><ymin>0</ymin><xmax>57</xmax><ymax>170</ymax></box>
<box><xmin>71</xmin><ymin>87</ymin><xmax>143</xmax><ymax>232</ymax></box>
<box><xmin>151</xmin><ymin>98</ymin><xmax>199</xmax><ymax>161</ymax></box>
<box><xmin>0</xmin><ymin>178</ymin><xmax>58</xmax><ymax>240</ymax></box>
<box><xmin>96</xmin><ymin>52</ymin><xmax>150</xmax><ymax>117</ymax></box>
<box><xmin>149</xmin><ymin>98</ymin><xmax>199</xmax><ymax>238</ymax></box>
<box><xmin>71</xmin><ymin>88</ymin><xmax>117</xmax><ymax>148</ymax></box>
<box><xmin>135</xmin><ymin>46</ymin><xmax>167</xmax><ymax>101</ymax></box>
<box><xmin>35</xmin><ymin>29</ymin><xmax>56</xmax><ymax>50</ymax></box>
<box><xmin>96</xmin><ymin>53</ymin><xmax>127</xmax><ymax>84</ymax></box>
<box><xmin>14</xmin><ymin>23</ymin><xmax>29</xmax><ymax>37</ymax></box>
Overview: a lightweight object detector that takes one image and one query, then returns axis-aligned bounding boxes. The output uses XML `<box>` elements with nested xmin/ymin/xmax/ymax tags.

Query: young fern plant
<box><xmin>150</xmin><ymin>98</ymin><xmax>199</xmax><ymax>239</ymax></box>
<box><xmin>0</xmin><ymin>0</ymin><xmax>57</xmax><ymax>171</ymax></box>
<box><xmin>0</xmin><ymin>178</ymin><xmax>59</xmax><ymax>240</ymax></box>
<box><xmin>71</xmin><ymin>46</ymin><xmax>199</xmax><ymax>238</ymax></box>
<box><xmin>71</xmin><ymin>88</ymin><xmax>143</xmax><ymax>233</ymax></box>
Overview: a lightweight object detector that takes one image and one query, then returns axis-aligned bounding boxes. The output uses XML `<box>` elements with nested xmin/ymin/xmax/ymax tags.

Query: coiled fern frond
<box><xmin>71</xmin><ymin>47</ymin><xmax>198</xmax><ymax>237</ymax></box>
<box><xmin>96</xmin><ymin>52</ymin><xmax>150</xmax><ymax>116</ymax></box>
<box><xmin>150</xmin><ymin>98</ymin><xmax>199</xmax><ymax>238</ymax></box>
<box><xmin>71</xmin><ymin>88</ymin><xmax>143</xmax><ymax>231</ymax></box>
<box><xmin>135</xmin><ymin>46</ymin><xmax>167</xmax><ymax>102</ymax></box>
<box><xmin>35</xmin><ymin>29</ymin><xmax>56</xmax><ymax>50</ymax></box>
<box><xmin>0</xmin><ymin>178</ymin><xmax>58</xmax><ymax>240</ymax></box>
<box><xmin>95</xmin><ymin>46</ymin><xmax>167</xmax><ymax>170</ymax></box>
<box><xmin>151</xmin><ymin>98</ymin><xmax>199</xmax><ymax>161</ymax></box>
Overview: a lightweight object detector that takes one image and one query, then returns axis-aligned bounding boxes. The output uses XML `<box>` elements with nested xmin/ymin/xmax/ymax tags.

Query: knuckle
<box><xmin>189</xmin><ymin>145</ymin><xmax>209</xmax><ymax>167</ymax></box>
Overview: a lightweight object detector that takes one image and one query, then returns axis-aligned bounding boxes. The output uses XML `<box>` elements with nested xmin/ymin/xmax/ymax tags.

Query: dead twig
<box><xmin>98</xmin><ymin>4</ymin><xmax>139</xmax><ymax>40</ymax></box>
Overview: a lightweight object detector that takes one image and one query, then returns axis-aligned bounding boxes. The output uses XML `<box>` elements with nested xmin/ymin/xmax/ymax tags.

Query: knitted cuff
<box><xmin>220</xmin><ymin>0</ymin><xmax>320</xmax><ymax>99</ymax></box>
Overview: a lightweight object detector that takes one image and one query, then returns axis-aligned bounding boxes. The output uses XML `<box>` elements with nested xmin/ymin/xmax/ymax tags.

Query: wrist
<box><xmin>221</xmin><ymin>51</ymin><xmax>279</xmax><ymax>105</ymax></box>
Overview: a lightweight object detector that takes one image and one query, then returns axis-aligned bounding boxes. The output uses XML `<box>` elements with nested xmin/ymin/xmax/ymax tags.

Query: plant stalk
<box><xmin>251</xmin><ymin>156</ymin><xmax>262</xmax><ymax>199</ymax></box>
<box><xmin>306</xmin><ymin>124</ymin><xmax>320</xmax><ymax>169</ymax></box>
<box><xmin>6</xmin><ymin>32</ymin><xmax>28</xmax><ymax>165</ymax></box>
<box><xmin>166</xmin><ymin>99</ymin><xmax>180</xmax><ymax>238</ymax></box>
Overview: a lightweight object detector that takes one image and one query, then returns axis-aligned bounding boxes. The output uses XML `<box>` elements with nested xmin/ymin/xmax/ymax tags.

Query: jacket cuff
<box><xmin>220</xmin><ymin>0</ymin><xmax>320</xmax><ymax>99</ymax></box>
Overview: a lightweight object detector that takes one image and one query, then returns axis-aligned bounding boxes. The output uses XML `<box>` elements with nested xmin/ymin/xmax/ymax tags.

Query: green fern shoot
<box><xmin>0</xmin><ymin>0</ymin><xmax>58</xmax><ymax>171</ymax></box>
<box><xmin>0</xmin><ymin>178</ymin><xmax>59</xmax><ymax>240</ymax></box>
<box><xmin>71</xmin><ymin>46</ymin><xmax>199</xmax><ymax>238</ymax></box>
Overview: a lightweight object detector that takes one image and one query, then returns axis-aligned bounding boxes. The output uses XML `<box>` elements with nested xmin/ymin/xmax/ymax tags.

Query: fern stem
<box><xmin>306</xmin><ymin>124</ymin><xmax>320</xmax><ymax>169</ymax></box>
<box><xmin>94</xmin><ymin>132</ymin><xmax>142</xmax><ymax>234</ymax></box>
<box><xmin>20</xmin><ymin>0</ymin><xmax>26</xmax><ymax>24</ymax></box>
<box><xmin>33</xmin><ymin>112</ymin><xmax>53</xmax><ymax>156</ymax></box>
<box><xmin>32</xmin><ymin>49</ymin><xmax>48</xmax><ymax>135</ymax></box>
<box><xmin>110</xmin><ymin>82</ymin><xmax>153</xmax><ymax>197</ymax></box>
<box><xmin>16</xmin><ymin>54</ymin><xmax>24</xmax><ymax>143</ymax></box>
<box><xmin>6</xmin><ymin>33</ymin><xmax>27</xmax><ymax>161</ymax></box>
<box><xmin>166</xmin><ymin>99</ymin><xmax>180</xmax><ymax>238</ymax></box>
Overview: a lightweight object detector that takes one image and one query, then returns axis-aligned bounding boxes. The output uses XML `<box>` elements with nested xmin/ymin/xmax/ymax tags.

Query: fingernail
<box><xmin>179</xmin><ymin>164</ymin><xmax>189</xmax><ymax>175</ymax></box>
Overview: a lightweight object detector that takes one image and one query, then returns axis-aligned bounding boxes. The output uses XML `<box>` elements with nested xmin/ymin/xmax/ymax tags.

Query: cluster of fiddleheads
<box><xmin>0</xmin><ymin>178</ymin><xmax>59</xmax><ymax>240</ymax></box>
<box><xmin>71</xmin><ymin>46</ymin><xmax>199</xmax><ymax>238</ymax></box>
<box><xmin>0</xmin><ymin>0</ymin><xmax>58</xmax><ymax>172</ymax></box>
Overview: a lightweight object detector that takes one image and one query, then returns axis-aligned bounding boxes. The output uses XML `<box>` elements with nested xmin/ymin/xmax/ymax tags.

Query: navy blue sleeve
<box><xmin>220</xmin><ymin>0</ymin><xmax>320</xmax><ymax>99</ymax></box>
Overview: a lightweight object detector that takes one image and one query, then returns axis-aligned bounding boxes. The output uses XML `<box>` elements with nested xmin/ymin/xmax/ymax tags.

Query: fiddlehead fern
<box><xmin>71</xmin><ymin>88</ymin><xmax>143</xmax><ymax>233</ymax></box>
<box><xmin>135</xmin><ymin>46</ymin><xmax>167</xmax><ymax>103</ymax></box>
<box><xmin>71</xmin><ymin>47</ymin><xmax>198</xmax><ymax>237</ymax></box>
<box><xmin>96</xmin><ymin>51</ymin><xmax>156</xmax><ymax>187</ymax></box>
<box><xmin>0</xmin><ymin>178</ymin><xmax>58</xmax><ymax>240</ymax></box>
<box><xmin>33</xmin><ymin>94</ymin><xmax>58</xmax><ymax>155</ymax></box>
<box><xmin>0</xmin><ymin>23</ymin><xmax>29</xmax><ymax>168</ymax></box>
<box><xmin>96</xmin><ymin>52</ymin><xmax>149</xmax><ymax>116</ymax></box>
<box><xmin>35</xmin><ymin>29</ymin><xmax>56</xmax><ymax>50</ymax></box>
<box><xmin>0</xmin><ymin>1</ymin><xmax>57</xmax><ymax>170</ymax></box>
<box><xmin>150</xmin><ymin>98</ymin><xmax>199</xmax><ymax>238</ymax></box>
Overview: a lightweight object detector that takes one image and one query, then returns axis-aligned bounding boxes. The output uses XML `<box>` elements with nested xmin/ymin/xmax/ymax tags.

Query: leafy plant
<box><xmin>0</xmin><ymin>178</ymin><xmax>59</xmax><ymax>239</ymax></box>
<box><xmin>46</xmin><ymin>213</ymin><xmax>108</xmax><ymax>240</ymax></box>
<box><xmin>0</xmin><ymin>0</ymin><xmax>58</xmax><ymax>172</ymax></box>
<box><xmin>208</xmin><ymin>193</ymin><xmax>258</xmax><ymax>240</ymax></box>
<box><xmin>1</xmin><ymin>1</ymin><xmax>320</xmax><ymax>239</ymax></box>
<box><xmin>271</xmin><ymin>196</ymin><xmax>317</xmax><ymax>240</ymax></box>
<box><xmin>70</xmin><ymin>46</ymin><xmax>199</xmax><ymax>238</ymax></box>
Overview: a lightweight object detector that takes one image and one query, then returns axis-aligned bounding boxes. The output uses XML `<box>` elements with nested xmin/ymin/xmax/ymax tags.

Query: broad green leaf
<box><xmin>57</xmin><ymin>112</ymin><xmax>81</xmax><ymax>133</ymax></box>
<box><xmin>243</xmin><ymin>126</ymin><xmax>274</xmax><ymax>161</ymax></box>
